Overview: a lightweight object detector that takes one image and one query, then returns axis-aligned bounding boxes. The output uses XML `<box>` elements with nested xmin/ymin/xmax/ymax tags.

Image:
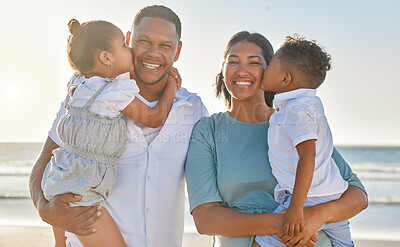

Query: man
<box><xmin>29</xmin><ymin>5</ymin><xmax>208</xmax><ymax>247</ymax></box>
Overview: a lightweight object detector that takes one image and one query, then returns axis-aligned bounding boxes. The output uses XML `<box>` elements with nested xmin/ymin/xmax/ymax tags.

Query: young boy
<box><xmin>254</xmin><ymin>35</ymin><xmax>353</xmax><ymax>247</ymax></box>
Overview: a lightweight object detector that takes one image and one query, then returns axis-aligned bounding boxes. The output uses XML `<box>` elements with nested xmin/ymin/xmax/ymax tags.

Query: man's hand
<box><xmin>39</xmin><ymin>193</ymin><xmax>102</xmax><ymax>236</ymax></box>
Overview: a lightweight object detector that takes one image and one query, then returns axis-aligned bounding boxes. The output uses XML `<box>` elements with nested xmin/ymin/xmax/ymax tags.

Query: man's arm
<box><xmin>29</xmin><ymin>136</ymin><xmax>101</xmax><ymax>235</ymax></box>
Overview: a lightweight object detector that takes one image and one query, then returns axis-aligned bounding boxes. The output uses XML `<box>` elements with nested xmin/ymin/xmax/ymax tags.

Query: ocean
<box><xmin>1</xmin><ymin>143</ymin><xmax>400</xmax><ymax>241</ymax></box>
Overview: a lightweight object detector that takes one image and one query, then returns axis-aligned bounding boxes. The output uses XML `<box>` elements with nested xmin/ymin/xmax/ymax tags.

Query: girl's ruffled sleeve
<box><xmin>97</xmin><ymin>77</ymin><xmax>140</xmax><ymax>115</ymax></box>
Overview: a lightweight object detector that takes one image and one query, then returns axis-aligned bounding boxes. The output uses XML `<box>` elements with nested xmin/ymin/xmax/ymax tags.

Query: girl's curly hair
<box><xmin>277</xmin><ymin>34</ymin><xmax>332</xmax><ymax>88</ymax></box>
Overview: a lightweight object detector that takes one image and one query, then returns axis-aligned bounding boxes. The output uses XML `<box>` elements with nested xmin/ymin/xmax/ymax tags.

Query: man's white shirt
<box><xmin>48</xmin><ymin>83</ymin><xmax>208</xmax><ymax>247</ymax></box>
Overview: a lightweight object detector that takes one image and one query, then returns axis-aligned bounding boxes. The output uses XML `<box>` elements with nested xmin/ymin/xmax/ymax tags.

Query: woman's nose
<box><xmin>237</xmin><ymin>63</ymin><xmax>249</xmax><ymax>75</ymax></box>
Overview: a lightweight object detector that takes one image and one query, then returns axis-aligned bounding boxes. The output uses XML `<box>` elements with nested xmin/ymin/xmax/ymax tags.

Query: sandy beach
<box><xmin>1</xmin><ymin>198</ymin><xmax>400</xmax><ymax>247</ymax></box>
<box><xmin>1</xmin><ymin>225</ymin><xmax>400</xmax><ymax>247</ymax></box>
<box><xmin>0</xmin><ymin>226</ymin><xmax>213</xmax><ymax>247</ymax></box>
<box><xmin>0</xmin><ymin>226</ymin><xmax>211</xmax><ymax>247</ymax></box>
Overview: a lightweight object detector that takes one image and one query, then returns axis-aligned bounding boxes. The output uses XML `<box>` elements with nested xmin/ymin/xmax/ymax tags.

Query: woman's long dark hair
<box><xmin>215</xmin><ymin>31</ymin><xmax>275</xmax><ymax>108</ymax></box>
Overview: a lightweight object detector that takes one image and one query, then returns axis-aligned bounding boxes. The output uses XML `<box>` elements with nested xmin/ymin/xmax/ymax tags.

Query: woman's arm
<box><xmin>192</xmin><ymin>202</ymin><xmax>283</xmax><ymax>237</ymax></box>
<box><xmin>280</xmin><ymin>185</ymin><xmax>367</xmax><ymax>247</ymax></box>
<box><xmin>29</xmin><ymin>136</ymin><xmax>101</xmax><ymax>236</ymax></box>
<box><xmin>186</xmin><ymin>119</ymin><xmax>282</xmax><ymax>236</ymax></box>
<box><xmin>122</xmin><ymin>69</ymin><xmax>180</xmax><ymax>128</ymax></box>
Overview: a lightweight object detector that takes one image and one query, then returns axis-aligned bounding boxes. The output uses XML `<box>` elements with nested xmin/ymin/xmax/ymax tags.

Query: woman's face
<box><xmin>223</xmin><ymin>41</ymin><xmax>266</xmax><ymax>103</ymax></box>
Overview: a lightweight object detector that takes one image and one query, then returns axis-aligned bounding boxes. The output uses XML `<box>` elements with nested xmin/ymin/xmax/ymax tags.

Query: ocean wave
<box><xmin>0</xmin><ymin>192</ymin><xmax>30</xmax><ymax>199</ymax></box>
<box><xmin>368</xmin><ymin>196</ymin><xmax>400</xmax><ymax>205</ymax></box>
<box><xmin>0</xmin><ymin>166</ymin><xmax>32</xmax><ymax>176</ymax></box>
<box><xmin>356</xmin><ymin>171</ymin><xmax>400</xmax><ymax>181</ymax></box>
<box><xmin>352</xmin><ymin>162</ymin><xmax>400</xmax><ymax>172</ymax></box>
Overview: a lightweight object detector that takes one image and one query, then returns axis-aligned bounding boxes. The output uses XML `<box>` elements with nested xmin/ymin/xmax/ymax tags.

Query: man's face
<box><xmin>130</xmin><ymin>17</ymin><xmax>182</xmax><ymax>85</ymax></box>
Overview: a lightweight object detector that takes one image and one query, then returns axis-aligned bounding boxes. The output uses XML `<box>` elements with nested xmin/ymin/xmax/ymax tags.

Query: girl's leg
<box><xmin>76</xmin><ymin>208</ymin><xmax>126</xmax><ymax>247</ymax></box>
<box><xmin>53</xmin><ymin>227</ymin><xmax>66</xmax><ymax>247</ymax></box>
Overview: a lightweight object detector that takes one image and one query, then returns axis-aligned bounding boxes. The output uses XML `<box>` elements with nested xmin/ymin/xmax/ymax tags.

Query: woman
<box><xmin>185</xmin><ymin>31</ymin><xmax>367</xmax><ymax>247</ymax></box>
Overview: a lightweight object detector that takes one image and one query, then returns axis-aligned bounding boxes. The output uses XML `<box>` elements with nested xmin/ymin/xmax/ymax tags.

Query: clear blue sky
<box><xmin>1</xmin><ymin>0</ymin><xmax>399</xmax><ymax>145</ymax></box>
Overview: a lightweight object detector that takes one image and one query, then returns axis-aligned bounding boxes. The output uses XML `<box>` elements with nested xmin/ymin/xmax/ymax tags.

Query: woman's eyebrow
<box><xmin>248</xmin><ymin>55</ymin><xmax>262</xmax><ymax>59</ymax></box>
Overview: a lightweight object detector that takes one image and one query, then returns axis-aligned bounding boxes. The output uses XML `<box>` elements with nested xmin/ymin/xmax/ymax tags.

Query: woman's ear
<box><xmin>99</xmin><ymin>51</ymin><xmax>113</xmax><ymax>68</ymax></box>
<box><xmin>282</xmin><ymin>72</ymin><xmax>292</xmax><ymax>87</ymax></box>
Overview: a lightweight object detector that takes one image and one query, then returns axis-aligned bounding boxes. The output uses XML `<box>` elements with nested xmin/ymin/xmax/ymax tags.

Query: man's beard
<box><xmin>134</xmin><ymin>68</ymin><xmax>169</xmax><ymax>86</ymax></box>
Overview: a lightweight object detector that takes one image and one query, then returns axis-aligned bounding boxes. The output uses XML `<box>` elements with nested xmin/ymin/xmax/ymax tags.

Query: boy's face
<box><xmin>130</xmin><ymin>17</ymin><xmax>182</xmax><ymax>86</ymax></box>
<box><xmin>261</xmin><ymin>54</ymin><xmax>285</xmax><ymax>93</ymax></box>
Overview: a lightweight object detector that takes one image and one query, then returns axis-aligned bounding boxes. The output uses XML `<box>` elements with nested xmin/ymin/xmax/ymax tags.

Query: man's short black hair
<box><xmin>132</xmin><ymin>5</ymin><xmax>181</xmax><ymax>40</ymax></box>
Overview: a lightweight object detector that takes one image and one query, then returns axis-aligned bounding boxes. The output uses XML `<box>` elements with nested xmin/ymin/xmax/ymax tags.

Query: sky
<box><xmin>0</xmin><ymin>0</ymin><xmax>399</xmax><ymax>145</ymax></box>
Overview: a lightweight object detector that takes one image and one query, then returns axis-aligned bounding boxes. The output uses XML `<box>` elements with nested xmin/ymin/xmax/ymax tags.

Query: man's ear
<box><xmin>174</xmin><ymin>41</ymin><xmax>182</xmax><ymax>62</ymax></box>
<box><xmin>99</xmin><ymin>51</ymin><xmax>113</xmax><ymax>67</ymax></box>
<box><xmin>125</xmin><ymin>31</ymin><xmax>131</xmax><ymax>46</ymax></box>
<box><xmin>282</xmin><ymin>72</ymin><xmax>292</xmax><ymax>87</ymax></box>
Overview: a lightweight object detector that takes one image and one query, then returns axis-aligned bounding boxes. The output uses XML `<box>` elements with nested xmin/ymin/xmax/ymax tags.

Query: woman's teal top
<box><xmin>185</xmin><ymin>112</ymin><xmax>365</xmax><ymax>247</ymax></box>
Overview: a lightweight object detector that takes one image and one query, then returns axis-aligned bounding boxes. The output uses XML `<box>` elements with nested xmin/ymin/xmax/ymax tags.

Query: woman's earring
<box><xmin>108</xmin><ymin>63</ymin><xmax>113</xmax><ymax>68</ymax></box>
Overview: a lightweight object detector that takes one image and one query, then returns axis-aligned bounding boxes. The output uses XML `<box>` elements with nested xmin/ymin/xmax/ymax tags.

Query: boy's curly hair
<box><xmin>277</xmin><ymin>34</ymin><xmax>331</xmax><ymax>88</ymax></box>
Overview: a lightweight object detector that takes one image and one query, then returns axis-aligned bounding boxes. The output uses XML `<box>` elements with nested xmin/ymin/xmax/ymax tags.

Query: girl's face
<box><xmin>109</xmin><ymin>30</ymin><xmax>134</xmax><ymax>77</ymax></box>
<box><xmin>223</xmin><ymin>41</ymin><xmax>266</xmax><ymax>103</ymax></box>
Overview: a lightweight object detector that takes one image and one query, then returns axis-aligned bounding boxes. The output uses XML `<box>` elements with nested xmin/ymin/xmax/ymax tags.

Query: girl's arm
<box><xmin>122</xmin><ymin>70</ymin><xmax>180</xmax><ymax>128</ymax></box>
<box><xmin>284</xmin><ymin>139</ymin><xmax>316</xmax><ymax>237</ymax></box>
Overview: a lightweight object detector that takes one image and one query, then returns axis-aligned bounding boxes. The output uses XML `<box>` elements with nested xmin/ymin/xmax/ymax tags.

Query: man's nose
<box><xmin>146</xmin><ymin>45</ymin><xmax>161</xmax><ymax>57</ymax></box>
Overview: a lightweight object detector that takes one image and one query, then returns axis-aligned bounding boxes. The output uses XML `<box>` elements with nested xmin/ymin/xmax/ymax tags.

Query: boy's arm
<box><xmin>122</xmin><ymin>70</ymin><xmax>180</xmax><ymax>128</ymax></box>
<box><xmin>29</xmin><ymin>136</ymin><xmax>101</xmax><ymax>235</ymax></box>
<box><xmin>284</xmin><ymin>139</ymin><xmax>316</xmax><ymax>237</ymax></box>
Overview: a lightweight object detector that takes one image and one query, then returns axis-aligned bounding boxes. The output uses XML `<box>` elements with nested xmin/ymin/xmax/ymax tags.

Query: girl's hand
<box><xmin>168</xmin><ymin>67</ymin><xmax>182</xmax><ymax>90</ymax></box>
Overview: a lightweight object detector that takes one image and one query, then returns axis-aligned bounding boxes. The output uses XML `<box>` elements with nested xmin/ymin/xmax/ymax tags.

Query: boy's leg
<box><xmin>322</xmin><ymin>220</ymin><xmax>354</xmax><ymax>247</ymax></box>
<box><xmin>53</xmin><ymin>227</ymin><xmax>67</xmax><ymax>247</ymax></box>
<box><xmin>76</xmin><ymin>208</ymin><xmax>126</xmax><ymax>247</ymax></box>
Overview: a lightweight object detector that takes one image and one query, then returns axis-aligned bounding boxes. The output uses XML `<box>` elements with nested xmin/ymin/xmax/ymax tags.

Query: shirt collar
<box><xmin>274</xmin><ymin>88</ymin><xmax>316</xmax><ymax>104</ymax></box>
<box><xmin>137</xmin><ymin>87</ymin><xmax>194</xmax><ymax>108</ymax></box>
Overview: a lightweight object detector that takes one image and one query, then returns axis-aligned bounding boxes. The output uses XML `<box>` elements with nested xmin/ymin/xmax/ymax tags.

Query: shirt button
<box><xmin>146</xmin><ymin>207</ymin><xmax>149</xmax><ymax>212</ymax></box>
<box><xmin>147</xmin><ymin>175</ymin><xmax>150</xmax><ymax>180</ymax></box>
<box><xmin>276</xmin><ymin>107</ymin><xmax>280</xmax><ymax>111</ymax></box>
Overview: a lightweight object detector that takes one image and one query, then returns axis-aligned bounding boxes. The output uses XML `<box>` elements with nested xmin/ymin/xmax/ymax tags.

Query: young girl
<box><xmin>253</xmin><ymin>35</ymin><xmax>352</xmax><ymax>246</ymax></box>
<box><xmin>41</xmin><ymin>19</ymin><xmax>180</xmax><ymax>247</ymax></box>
